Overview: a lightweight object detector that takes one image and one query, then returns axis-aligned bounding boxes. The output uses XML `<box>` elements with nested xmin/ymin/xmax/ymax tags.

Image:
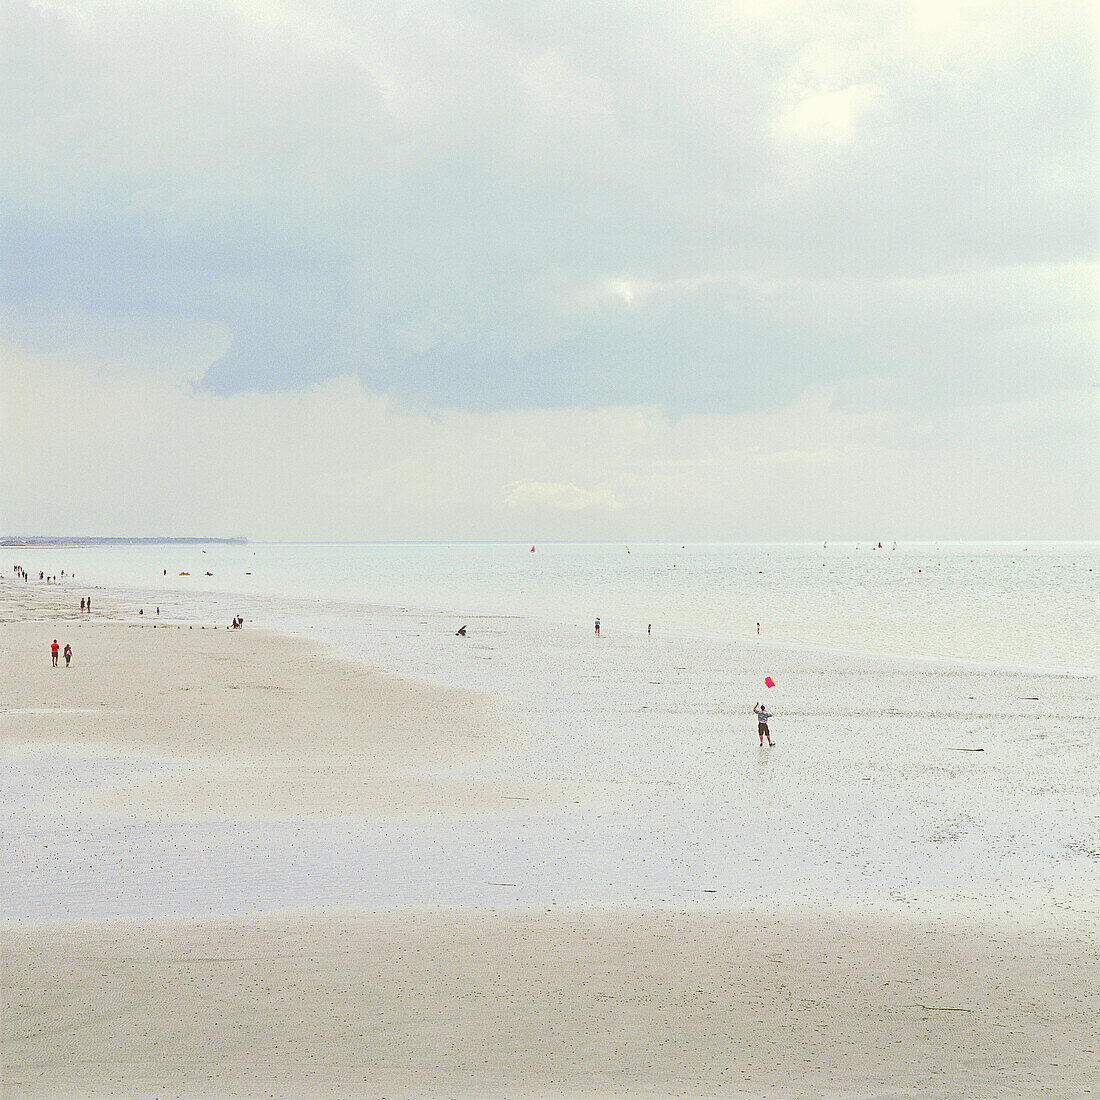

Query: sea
<box><xmin>8</xmin><ymin>540</ymin><xmax>1099</xmax><ymax>672</ymax></box>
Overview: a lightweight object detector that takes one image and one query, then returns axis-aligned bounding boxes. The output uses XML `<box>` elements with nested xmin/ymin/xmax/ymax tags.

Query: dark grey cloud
<box><xmin>2</xmin><ymin>0</ymin><xmax>1096</xmax><ymax>412</ymax></box>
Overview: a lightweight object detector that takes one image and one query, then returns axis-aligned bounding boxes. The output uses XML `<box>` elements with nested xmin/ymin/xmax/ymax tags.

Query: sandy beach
<box><xmin>6</xmin><ymin>910</ymin><xmax>1096</xmax><ymax>1099</ymax></box>
<box><xmin>3</xmin><ymin>579</ymin><xmax>1098</xmax><ymax>1097</ymax></box>
<box><xmin>0</xmin><ymin>608</ymin><xmax>547</xmax><ymax>822</ymax></box>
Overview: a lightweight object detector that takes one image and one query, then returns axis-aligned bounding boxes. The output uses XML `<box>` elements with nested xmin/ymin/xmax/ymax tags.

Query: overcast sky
<box><xmin>2</xmin><ymin>0</ymin><xmax>1097</xmax><ymax>540</ymax></box>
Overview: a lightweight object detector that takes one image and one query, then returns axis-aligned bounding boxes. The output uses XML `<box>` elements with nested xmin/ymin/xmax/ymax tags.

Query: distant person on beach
<box><xmin>648</xmin><ymin>623</ymin><xmax>651</xmax><ymax>635</ymax></box>
<box><xmin>86</xmin><ymin>597</ymin><xmax>91</xmax><ymax>612</ymax></box>
<box><xmin>80</xmin><ymin>598</ymin><xmax>85</xmax><ymax>611</ymax></box>
<box><xmin>757</xmin><ymin>622</ymin><xmax>760</xmax><ymax>635</ymax></box>
<box><xmin>51</xmin><ymin>640</ymin><xmax>59</xmax><ymax>667</ymax></box>
<box><xmin>753</xmin><ymin>703</ymin><xmax>774</xmax><ymax>746</ymax></box>
<box><xmin>63</xmin><ymin>643</ymin><xmax>72</xmax><ymax>667</ymax></box>
<box><xmin>594</xmin><ymin>618</ymin><xmax>600</xmax><ymax>636</ymax></box>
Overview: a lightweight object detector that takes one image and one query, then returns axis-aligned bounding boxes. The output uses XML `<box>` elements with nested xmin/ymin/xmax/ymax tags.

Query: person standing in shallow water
<box><xmin>753</xmin><ymin>702</ymin><xmax>774</xmax><ymax>746</ymax></box>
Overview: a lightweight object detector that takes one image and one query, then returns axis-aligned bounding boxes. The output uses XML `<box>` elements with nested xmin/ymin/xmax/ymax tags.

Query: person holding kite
<box><xmin>753</xmin><ymin>702</ymin><xmax>774</xmax><ymax>746</ymax></box>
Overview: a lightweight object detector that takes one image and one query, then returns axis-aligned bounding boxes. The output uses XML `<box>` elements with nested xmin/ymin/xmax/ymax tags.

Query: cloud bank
<box><xmin>3</xmin><ymin>351</ymin><xmax>1095</xmax><ymax>540</ymax></box>
<box><xmin>4</xmin><ymin>0</ymin><xmax>1096</xmax><ymax>413</ymax></box>
<box><xmin>2</xmin><ymin>0</ymin><xmax>1096</xmax><ymax>538</ymax></box>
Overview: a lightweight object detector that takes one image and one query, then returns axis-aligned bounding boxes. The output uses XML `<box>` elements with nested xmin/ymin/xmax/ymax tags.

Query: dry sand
<box><xmin>3</xmin><ymin>580</ymin><xmax>1098</xmax><ymax>1098</ymax></box>
<box><xmin>5</xmin><ymin>911</ymin><xmax>1096</xmax><ymax>1099</ymax></box>
<box><xmin>0</xmin><ymin>591</ymin><xmax>554</xmax><ymax>818</ymax></box>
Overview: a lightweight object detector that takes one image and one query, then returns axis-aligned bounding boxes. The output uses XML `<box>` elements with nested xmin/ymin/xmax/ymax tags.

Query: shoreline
<box><xmin>5</xmin><ymin>539</ymin><xmax>1097</xmax><ymax>674</ymax></box>
<box><xmin>9</xmin><ymin>572</ymin><xmax>1098</xmax><ymax>679</ymax></box>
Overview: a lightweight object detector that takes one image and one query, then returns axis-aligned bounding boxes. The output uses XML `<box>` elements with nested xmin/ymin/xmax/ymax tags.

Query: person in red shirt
<box><xmin>51</xmin><ymin>640</ymin><xmax>59</xmax><ymax>667</ymax></box>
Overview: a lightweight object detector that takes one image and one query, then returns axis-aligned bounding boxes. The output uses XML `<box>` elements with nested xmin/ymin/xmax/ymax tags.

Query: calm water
<box><xmin>9</xmin><ymin>541</ymin><xmax>1098</xmax><ymax>671</ymax></box>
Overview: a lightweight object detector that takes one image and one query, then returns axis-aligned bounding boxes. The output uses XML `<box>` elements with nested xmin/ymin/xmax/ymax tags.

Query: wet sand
<box><xmin>3</xmin><ymin>579</ymin><xmax>1098</xmax><ymax>1097</ymax></box>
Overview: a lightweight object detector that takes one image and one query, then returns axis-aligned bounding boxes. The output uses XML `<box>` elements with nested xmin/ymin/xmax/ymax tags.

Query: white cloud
<box><xmin>747</xmin><ymin>446</ymin><xmax>837</xmax><ymax>466</ymax></box>
<box><xmin>502</xmin><ymin>481</ymin><xmax>621</xmax><ymax>512</ymax></box>
<box><xmin>3</xmin><ymin>0</ymin><xmax>1094</xmax><ymax>411</ymax></box>
<box><xmin>775</xmin><ymin>82</ymin><xmax>883</xmax><ymax>146</ymax></box>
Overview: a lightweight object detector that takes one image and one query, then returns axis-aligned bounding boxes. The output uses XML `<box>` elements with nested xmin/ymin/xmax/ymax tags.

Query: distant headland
<box><xmin>1</xmin><ymin>536</ymin><xmax>248</xmax><ymax>547</ymax></box>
